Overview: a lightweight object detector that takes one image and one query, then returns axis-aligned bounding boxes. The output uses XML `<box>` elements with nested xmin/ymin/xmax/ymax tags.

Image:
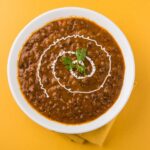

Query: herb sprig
<box><xmin>76</xmin><ymin>64</ymin><xmax>86</xmax><ymax>74</ymax></box>
<box><xmin>61</xmin><ymin>48</ymin><xmax>87</xmax><ymax>74</ymax></box>
<box><xmin>61</xmin><ymin>56</ymin><xmax>75</xmax><ymax>71</ymax></box>
<box><xmin>75</xmin><ymin>48</ymin><xmax>87</xmax><ymax>62</ymax></box>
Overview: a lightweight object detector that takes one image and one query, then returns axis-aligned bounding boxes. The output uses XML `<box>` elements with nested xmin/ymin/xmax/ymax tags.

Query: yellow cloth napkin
<box><xmin>64</xmin><ymin>119</ymin><xmax>115</xmax><ymax>146</ymax></box>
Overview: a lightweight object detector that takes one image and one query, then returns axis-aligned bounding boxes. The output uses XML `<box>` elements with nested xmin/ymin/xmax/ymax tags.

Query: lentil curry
<box><xmin>18</xmin><ymin>17</ymin><xmax>125</xmax><ymax>124</ymax></box>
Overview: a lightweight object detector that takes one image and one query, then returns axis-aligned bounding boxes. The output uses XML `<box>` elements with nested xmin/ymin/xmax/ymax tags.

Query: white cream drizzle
<box><xmin>52</xmin><ymin>51</ymin><xmax>96</xmax><ymax>80</ymax></box>
<box><xmin>37</xmin><ymin>34</ymin><xmax>111</xmax><ymax>98</ymax></box>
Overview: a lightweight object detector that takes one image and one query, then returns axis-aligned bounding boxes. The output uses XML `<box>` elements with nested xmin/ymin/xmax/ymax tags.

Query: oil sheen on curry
<box><xmin>18</xmin><ymin>17</ymin><xmax>125</xmax><ymax>124</ymax></box>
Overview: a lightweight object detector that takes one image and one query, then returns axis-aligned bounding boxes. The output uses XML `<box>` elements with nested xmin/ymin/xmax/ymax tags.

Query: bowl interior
<box><xmin>7</xmin><ymin>7</ymin><xmax>135</xmax><ymax>134</ymax></box>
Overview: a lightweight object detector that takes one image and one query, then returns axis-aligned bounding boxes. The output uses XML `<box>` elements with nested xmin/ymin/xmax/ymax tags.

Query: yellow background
<box><xmin>0</xmin><ymin>0</ymin><xmax>150</xmax><ymax>150</ymax></box>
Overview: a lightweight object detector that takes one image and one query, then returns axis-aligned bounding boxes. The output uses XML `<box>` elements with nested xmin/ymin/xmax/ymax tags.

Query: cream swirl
<box><xmin>37</xmin><ymin>34</ymin><xmax>111</xmax><ymax>97</ymax></box>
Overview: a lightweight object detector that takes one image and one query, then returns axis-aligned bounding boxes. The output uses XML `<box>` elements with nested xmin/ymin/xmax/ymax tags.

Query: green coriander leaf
<box><xmin>65</xmin><ymin>65</ymin><xmax>73</xmax><ymax>71</ymax></box>
<box><xmin>61</xmin><ymin>56</ymin><xmax>75</xmax><ymax>71</ymax></box>
<box><xmin>76</xmin><ymin>64</ymin><xmax>86</xmax><ymax>74</ymax></box>
<box><xmin>75</xmin><ymin>48</ymin><xmax>87</xmax><ymax>62</ymax></box>
<box><xmin>61</xmin><ymin>57</ymin><xmax>72</xmax><ymax>65</ymax></box>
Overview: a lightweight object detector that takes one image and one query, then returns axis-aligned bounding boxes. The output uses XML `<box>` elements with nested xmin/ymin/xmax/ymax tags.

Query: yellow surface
<box><xmin>65</xmin><ymin>119</ymin><xmax>115</xmax><ymax>145</ymax></box>
<box><xmin>79</xmin><ymin>119</ymin><xmax>115</xmax><ymax>145</ymax></box>
<box><xmin>0</xmin><ymin>0</ymin><xmax>150</xmax><ymax>149</ymax></box>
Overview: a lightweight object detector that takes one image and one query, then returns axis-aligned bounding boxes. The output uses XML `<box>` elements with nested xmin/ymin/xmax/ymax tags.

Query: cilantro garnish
<box><xmin>61</xmin><ymin>48</ymin><xmax>87</xmax><ymax>74</ymax></box>
<box><xmin>76</xmin><ymin>64</ymin><xmax>86</xmax><ymax>74</ymax></box>
<box><xmin>75</xmin><ymin>48</ymin><xmax>87</xmax><ymax>62</ymax></box>
<box><xmin>61</xmin><ymin>57</ymin><xmax>75</xmax><ymax>71</ymax></box>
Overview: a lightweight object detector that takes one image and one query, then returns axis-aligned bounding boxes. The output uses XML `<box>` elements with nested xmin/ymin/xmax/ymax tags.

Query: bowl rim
<box><xmin>7</xmin><ymin>7</ymin><xmax>135</xmax><ymax>134</ymax></box>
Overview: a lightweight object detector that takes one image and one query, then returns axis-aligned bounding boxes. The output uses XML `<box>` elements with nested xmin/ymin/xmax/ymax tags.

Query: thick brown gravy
<box><xmin>18</xmin><ymin>17</ymin><xmax>125</xmax><ymax>124</ymax></box>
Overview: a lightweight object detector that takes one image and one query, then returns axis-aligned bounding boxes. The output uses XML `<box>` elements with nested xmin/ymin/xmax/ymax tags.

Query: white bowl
<box><xmin>7</xmin><ymin>7</ymin><xmax>135</xmax><ymax>134</ymax></box>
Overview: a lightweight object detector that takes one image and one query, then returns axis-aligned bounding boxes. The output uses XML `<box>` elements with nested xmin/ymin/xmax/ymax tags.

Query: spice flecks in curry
<box><xmin>37</xmin><ymin>34</ymin><xmax>111</xmax><ymax>96</ymax></box>
<box><xmin>18</xmin><ymin>17</ymin><xmax>125</xmax><ymax>124</ymax></box>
